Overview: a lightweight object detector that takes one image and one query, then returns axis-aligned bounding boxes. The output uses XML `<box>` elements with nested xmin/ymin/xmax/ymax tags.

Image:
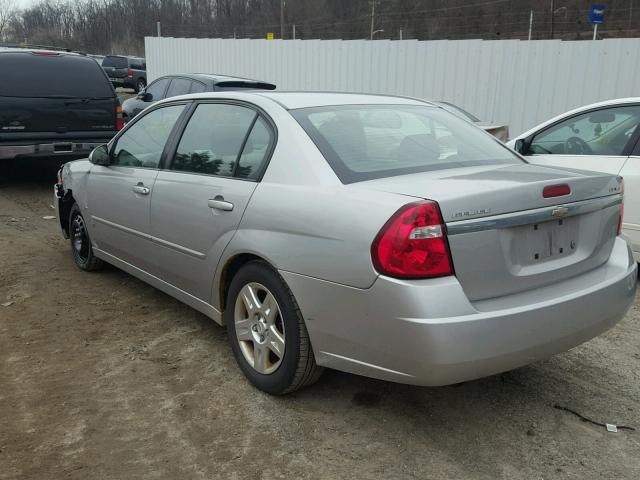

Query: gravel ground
<box><xmin>1</xmin><ymin>159</ymin><xmax>639</xmax><ymax>480</ymax></box>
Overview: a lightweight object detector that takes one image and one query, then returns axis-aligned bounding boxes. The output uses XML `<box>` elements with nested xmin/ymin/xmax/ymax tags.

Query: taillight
<box><xmin>371</xmin><ymin>201</ymin><xmax>454</xmax><ymax>279</ymax></box>
<box><xmin>618</xmin><ymin>178</ymin><xmax>624</xmax><ymax>235</ymax></box>
<box><xmin>127</xmin><ymin>69</ymin><xmax>133</xmax><ymax>78</ymax></box>
<box><xmin>543</xmin><ymin>184</ymin><xmax>571</xmax><ymax>198</ymax></box>
<box><xmin>116</xmin><ymin>105</ymin><xmax>124</xmax><ymax>131</ymax></box>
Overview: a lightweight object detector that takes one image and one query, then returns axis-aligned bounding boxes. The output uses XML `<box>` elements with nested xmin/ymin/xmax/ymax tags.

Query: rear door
<box><xmin>523</xmin><ymin>104</ymin><xmax>640</xmax><ymax>175</ymax></box>
<box><xmin>0</xmin><ymin>52</ymin><xmax>116</xmax><ymax>137</ymax></box>
<box><xmin>87</xmin><ymin>103</ymin><xmax>187</xmax><ymax>273</ymax></box>
<box><xmin>150</xmin><ymin>102</ymin><xmax>275</xmax><ymax>301</ymax></box>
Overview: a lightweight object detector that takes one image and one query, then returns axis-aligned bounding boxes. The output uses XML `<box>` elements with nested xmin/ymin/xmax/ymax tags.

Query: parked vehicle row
<box><xmin>54</xmin><ymin>91</ymin><xmax>637</xmax><ymax>395</ymax></box>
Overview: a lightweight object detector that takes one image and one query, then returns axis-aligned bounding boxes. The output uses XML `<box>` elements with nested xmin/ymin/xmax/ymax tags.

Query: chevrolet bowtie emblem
<box><xmin>551</xmin><ymin>206</ymin><xmax>569</xmax><ymax>219</ymax></box>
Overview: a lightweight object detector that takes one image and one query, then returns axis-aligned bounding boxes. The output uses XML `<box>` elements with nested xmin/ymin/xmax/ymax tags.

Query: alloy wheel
<box><xmin>234</xmin><ymin>282</ymin><xmax>285</xmax><ymax>375</ymax></box>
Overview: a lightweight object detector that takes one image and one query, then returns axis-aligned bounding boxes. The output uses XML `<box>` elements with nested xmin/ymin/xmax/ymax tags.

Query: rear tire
<box><xmin>69</xmin><ymin>203</ymin><xmax>103</xmax><ymax>272</ymax></box>
<box><xmin>135</xmin><ymin>78</ymin><xmax>146</xmax><ymax>93</ymax></box>
<box><xmin>225</xmin><ymin>261</ymin><xmax>323</xmax><ymax>394</ymax></box>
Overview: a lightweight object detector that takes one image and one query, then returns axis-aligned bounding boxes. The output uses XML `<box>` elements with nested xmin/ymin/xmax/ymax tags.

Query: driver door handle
<box><xmin>208</xmin><ymin>197</ymin><xmax>234</xmax><ymax>211</ymax></box>
<box><xmin>132</xmin><ymin>182</ymin><xmax>150</xmax><ymax>195</ymax></box>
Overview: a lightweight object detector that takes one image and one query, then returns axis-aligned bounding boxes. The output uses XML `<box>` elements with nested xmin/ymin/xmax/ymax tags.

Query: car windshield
<box><xmin>102</xmin><ymin>56</ymin><xmax>127</xmax><ymax>68</ymax></box>
<box><xmin>292</xmin><ymin>104</ymin><xmax>521</xmax><ymax>183</ymax></box>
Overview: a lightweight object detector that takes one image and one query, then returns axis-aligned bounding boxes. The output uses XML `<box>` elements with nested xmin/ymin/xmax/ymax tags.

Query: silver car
<box><xmin>54</xmin><ymin>92</ymin><xmax>637</xmax><ymax>394</ymax></box>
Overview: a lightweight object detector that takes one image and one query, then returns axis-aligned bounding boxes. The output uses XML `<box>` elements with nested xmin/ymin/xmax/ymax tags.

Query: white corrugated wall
<box><xmin>144</xmin><ymin>37</ymin><xmax>640</xmax><ymax>136</ymax></box>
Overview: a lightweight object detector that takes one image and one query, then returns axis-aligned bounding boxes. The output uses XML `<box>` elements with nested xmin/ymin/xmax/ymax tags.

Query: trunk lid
<box><xmin>356</xmin><ymin>163</ymin><xmax>623</xmax><ymax>300</ymax></box>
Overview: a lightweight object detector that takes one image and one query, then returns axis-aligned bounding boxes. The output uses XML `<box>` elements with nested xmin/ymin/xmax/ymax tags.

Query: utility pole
<box><xmin>528</xmin><ymin>10</ymin><xmax>533</xmax><ymax>40</ymax></box>
<box><xmin>370</xmin><ymin>1</ymin><xmax>376</xmax><ymax>40</ymax></box>
<box><xmin>156</xmin><ymin>21</ymin><xmax>161</xmax><ymax>37</ymax></box>
<box><xmin>550</xmin><ymin>0</ymin><xmax>554</xmax><ymax>39</ymax></box>
<box><xmin>292</xmin><ymin>24</ymin><xmax>296</xmax><ymax>40</ymax></box>
<box><xmin>399</xmin><ymin>28</ymin><xmax>403</xmax><ymax>40</ymax></box>
<box><xmin>280</xmin><ymin>0</ymin><xmax>285</xmax><ymax>39</ymax></box>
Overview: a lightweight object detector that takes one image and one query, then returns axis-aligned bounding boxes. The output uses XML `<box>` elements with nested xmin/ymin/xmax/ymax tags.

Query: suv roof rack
<box><xmin>0</xmin><ymin>42</ymin><xmax>75</xmax><ymax>52</ymax></box>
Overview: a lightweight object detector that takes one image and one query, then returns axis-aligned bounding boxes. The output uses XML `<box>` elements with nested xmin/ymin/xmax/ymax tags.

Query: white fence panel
<box><xmin>145</xmin><ymin>37</ymin><xmax>640</xmax><ymax>136</ymax></box>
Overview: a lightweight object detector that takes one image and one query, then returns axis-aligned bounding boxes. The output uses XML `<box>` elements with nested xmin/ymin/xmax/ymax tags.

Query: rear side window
<box><xmin>236</xmin><ymin>117</ymin><xmax>273</xmax><ymax>179</ymax></box>
<box><xmin>130</xmin><ymin>59</ymin><xmax>143</xmax><ymax>70</ymax></box>
<box><xmin>112</xmin><ymin>105</ymin><xmax>185</xmax><ymax>168</ymax></box>
<box><xmin>172</xmin><ymin>103</ymin><xmax>257</xmax><ymax>177</ymax></box>
<box><xmin>0</xmin><ymin>53</ymin><xmax>114</xmax><ymax>98</ymax></box>
<box><xmin>166</xmin><ymin>78</ymin><xmax>192</xmax><ymax>98</ymax></box>
<box><xmin>102</xmin><ymin>56</ymin><xmax>127</xmax><ymax>68</ymax></box>
<box><xmin>292</xmin><ymin>105</ymin><xmax>520</xmax><ymax>183</ymax></box>
<box><xmin>190</xmin><ymin>81</ymin><xmax>207</xmax><ymax>94</ymax></box>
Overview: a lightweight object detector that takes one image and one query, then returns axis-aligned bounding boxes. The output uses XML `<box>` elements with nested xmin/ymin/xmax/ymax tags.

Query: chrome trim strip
<box><xmin>150</xmin><ymin>235</ymin><xmax>206</xmax><ymax>259</ymax></box>
<box><xmin>446</xmin><ymin>195</ymin><xmax>622</xmax><ymax>235</ymax></box>
<box><xmin>92</xmin><ymin>215</ymin><xmax>206</xmax><ymax>259</ymax></box>
<box><xmin>92</xmin><ymin>215</ymin><xmax>149</xmax><ymax>240</ymax></box>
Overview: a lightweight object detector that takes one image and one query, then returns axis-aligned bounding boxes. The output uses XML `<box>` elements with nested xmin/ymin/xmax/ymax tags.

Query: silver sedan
<box><xmin>55</xmin><ymin>92</ymin><xmax>637</xmax><ymax>394</ymax></box>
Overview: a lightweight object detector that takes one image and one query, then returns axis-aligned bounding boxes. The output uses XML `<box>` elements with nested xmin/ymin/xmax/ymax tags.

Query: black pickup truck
<box><xmin>0</xmin><ymin>48</ymin><xmax>122</xmax><ymax>162</ymax></box>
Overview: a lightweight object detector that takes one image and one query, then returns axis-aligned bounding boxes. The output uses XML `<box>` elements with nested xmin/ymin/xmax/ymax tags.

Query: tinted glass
<box><xmin>112</xmin><ymin>105</ymin><xmax>185</xmax><ymax>168</ymax></box>
<box><xmin>166</xmin><ymin>78</ymin><xmax>192</xmax><ymax>98</ymax></box>
<box><xmin>130</xmin><ymin>59</ymin><xmax>142</xmax><ymax>69</ymax></box>
<box><xmin>172</xmin><ymin>104</ymin><xmax>257</xmax><ymax>176</ymax></box>
<box><xmin>236</xmin><ymin>117</ymin><xmax>273</xmax><ymax>179</ymax></box>
<box><xmin>145</xmin><ymin>78</ymin><xmax>170</xmax><ymax>101</ymax></box>
<box><xmin>0</xmin><ymin>53</ymin><xmax>113</xmax><ymax>98</ymax></box>
<box><xmin>190</xmin><ymin>81</ymin><xmax>207</xmax><ymax>93</ymax></box>
<box><xmin>528</xmin><ymin>105</ymin><xmax>640</xmax><ymax>156</ymax></box>
<box><xmin>102</xmin><ymin>56</ymin><xmax>127</xmax><ymax>68</ymax></box>
<box><xmin>293</xmin><ymin>105</ymin><xmax>520</xmax><ymax>183</ymax></box>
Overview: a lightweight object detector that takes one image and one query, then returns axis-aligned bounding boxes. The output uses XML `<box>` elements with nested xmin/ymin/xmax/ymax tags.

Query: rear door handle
<box><xmin>208</xmin><ymin>197</ymin><xmax>234</xmax><ymax>211</ymax></box>
<box><xmin>132</xmin><ymin>183</ymin><xmax>150</xmax><ymax>195</ymax></box>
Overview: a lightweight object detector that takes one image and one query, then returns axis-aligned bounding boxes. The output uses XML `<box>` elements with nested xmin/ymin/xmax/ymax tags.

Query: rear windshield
<box><xmin>102</xmin><ymin>56</ymin><xmax>128</xmax><ymax>68</ymax></box>
<box><xmin>0</xmin><ymin>52</ymin><xmax>114</xmax><ymax>98</ymax></box>
<box><xmin>292</xmin><ymin>105</ymin><xmax>521</xmax><ymax>183</ymax></box>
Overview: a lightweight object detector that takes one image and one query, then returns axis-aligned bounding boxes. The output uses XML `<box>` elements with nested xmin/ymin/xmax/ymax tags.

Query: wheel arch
<box><xmin>58</xmin><ymin>189</ymin><xmax>76</xmax><ymax>238</ymax></box>
<box><xmin>217</xmin><ymin>252</ymin><xmax>273</xmax><ymax>314</ymax></box>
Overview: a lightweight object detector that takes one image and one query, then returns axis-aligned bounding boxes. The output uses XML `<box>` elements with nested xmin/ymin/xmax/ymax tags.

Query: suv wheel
<box><xmin>225</xmin><ymin>261</ymin><xmax>323</xmax><ymax>394</ymax></box>
<box><xmin>135</xmin><ymin>78</ymin><xmax>146</xmax><ymax>93</ymax></box>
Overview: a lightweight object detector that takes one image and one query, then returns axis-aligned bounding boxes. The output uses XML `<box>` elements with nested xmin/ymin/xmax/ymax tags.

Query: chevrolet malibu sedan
<box><xmin>54</xmin><ymin>92</ymin><xmax>637</xmax><ymax>394</ymax></box>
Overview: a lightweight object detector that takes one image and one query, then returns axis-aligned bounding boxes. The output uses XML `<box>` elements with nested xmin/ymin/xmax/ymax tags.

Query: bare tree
<box><xmin>0</xmin><ymin>0</ymin><xmax>17</xmax><ymax>41</ymax></box>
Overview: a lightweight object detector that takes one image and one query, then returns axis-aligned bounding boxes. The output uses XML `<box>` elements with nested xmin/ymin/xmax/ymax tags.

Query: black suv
<box><xmin>101</xmin><ymin>55</ymin><xmax>147</xmax><ymax>92</ymax></box>
<box><xmin>0</xmin><ymin>49</ymin><xmax>123</xmax><ymax>163</ymax></box>
<box><xmin>122</xmin><ymin>73</ymin><xmax>276</xmax><ymax>121</ymax></box>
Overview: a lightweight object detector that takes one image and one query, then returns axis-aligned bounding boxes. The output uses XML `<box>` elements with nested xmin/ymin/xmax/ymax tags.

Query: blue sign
<box><xmin>590</xmin><ymin>5</ymin><xmax>606</xmax><ymax>24</ymax></box>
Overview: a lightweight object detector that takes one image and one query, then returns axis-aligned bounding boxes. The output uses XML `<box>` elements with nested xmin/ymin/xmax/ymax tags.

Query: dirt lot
<box><xmin>1</xmin><ymin>159</ymin><xmax>639</xmax><ymax>480</ymax></box>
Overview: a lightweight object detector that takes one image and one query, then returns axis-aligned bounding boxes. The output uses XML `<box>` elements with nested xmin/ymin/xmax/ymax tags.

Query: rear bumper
<box><xmin>282</xmin><ymin>237</ymin><xmax>637</xmax><ymax>386</ymax></box>
<box><xmin>0</xmin><ymin>139</ymin><xmax>113</xmax><ymax>160</ymax></box>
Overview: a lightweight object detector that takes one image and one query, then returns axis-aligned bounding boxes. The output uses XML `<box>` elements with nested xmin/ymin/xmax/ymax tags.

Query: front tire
<box><xmin>69</xmin><ymin>203</ymin><xmax>103</xmax><ymax>272</ymax></box>
<box><xmin>225</xmin><ymin>261</ymin><xmax>323</xmax><ymax>394</ymax></box>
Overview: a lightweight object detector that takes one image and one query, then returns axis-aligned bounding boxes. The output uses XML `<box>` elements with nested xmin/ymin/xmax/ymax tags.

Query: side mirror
<box><xmin>138</xmin><ymin>91</ymin><xmax>152</xmax><ymax>101</ymax></box>
<box><xmin>89</xmin><ymin>144</ymin><xmax>110</xmax><ymax>166</ymax></box>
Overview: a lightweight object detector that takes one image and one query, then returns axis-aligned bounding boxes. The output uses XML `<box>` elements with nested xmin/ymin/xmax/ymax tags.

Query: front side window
<box><xmin>190</xmin><ymin>81</ymin><xmax>207</xmax><ymax>93</ymax></box>
<box><xmin>292</xmin><ymin>105</ymin><xmax>520</xmax><ymax>183</ymax></box>
<box><xmin>145</xmin><ymin>78</ymin><xmax>170</xmax><ymax>101</ymax></box>
<box><xmin>172</xmin><ymin>103</ymin><xmax>258</xmax><ymax>176</ymax></box>
<box><xmin>528</xmin><ymin>105</ymin><xmax>640</xmax><ymax>156</ymax></box>
<box><xmin>111</xmin><ymin>105</ymin><xmax>185</xmax><ymax>168</ymax></box>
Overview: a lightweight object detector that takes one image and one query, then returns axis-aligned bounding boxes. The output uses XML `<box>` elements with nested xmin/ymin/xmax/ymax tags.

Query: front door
<box><xmin>87</xmin><ymin>103</ymin><xmax>186</xmax><ymax>273</ymax></box>
<box><xmin>150</xmin><ymin>102</ymin><xmax>275</xmax><ymax>301</ymax></box>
